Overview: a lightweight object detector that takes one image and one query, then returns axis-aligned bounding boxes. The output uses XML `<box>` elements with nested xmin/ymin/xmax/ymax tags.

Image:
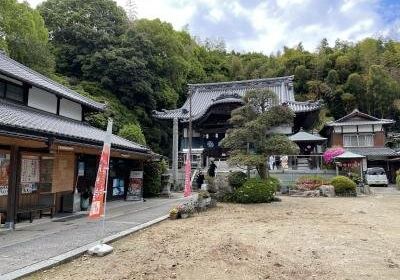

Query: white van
<box><xmin>365</xmin><ymin>167</ymin><xmax>389</xmax><ymax>187</ymax></box>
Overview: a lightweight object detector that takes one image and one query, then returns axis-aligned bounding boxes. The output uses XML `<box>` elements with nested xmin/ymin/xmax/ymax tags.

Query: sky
<box><xmin>25</xmin><ymin>0</ymin><xmax>400</xmax><ymax>54</ymax></box>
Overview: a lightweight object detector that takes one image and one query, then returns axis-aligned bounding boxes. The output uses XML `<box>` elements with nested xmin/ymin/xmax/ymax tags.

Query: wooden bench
<box><xmin>16</xmin><ymin>205</ymin><xmax>54</xmax><ymax>223</ymax></box>
<box><xmin>16</xmin><ymin>193</ymin><xmax>55</xmax><ymax>223</ymax></box>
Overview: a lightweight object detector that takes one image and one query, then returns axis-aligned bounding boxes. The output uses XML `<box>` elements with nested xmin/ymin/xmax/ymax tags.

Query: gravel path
<box><xmin>25</xmin><ymin>194</ymin><xmax>400</xmax><ymax>280</ymax></box>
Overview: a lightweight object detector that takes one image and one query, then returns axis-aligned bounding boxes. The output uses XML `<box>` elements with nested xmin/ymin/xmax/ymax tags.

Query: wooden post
<box><xmin>6</xmin><ymin>146</ymin><xmax>19</xmax><ymax>230</ymax></box>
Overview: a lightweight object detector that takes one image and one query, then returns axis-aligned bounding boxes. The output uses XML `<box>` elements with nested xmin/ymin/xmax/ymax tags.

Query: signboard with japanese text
<box><xmin>21</xmin><ymin>158</ymin><xmax>40</xmax><ymax>183</ymax></box>
<box><xmin>126</xmin><ymin>171</ymin><xmax>143</xmax><ymax>201</ymax></box>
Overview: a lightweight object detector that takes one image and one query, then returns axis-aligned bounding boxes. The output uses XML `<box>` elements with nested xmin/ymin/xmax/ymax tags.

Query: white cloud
<box><xmin>23</xmin><ymin>0</ymin><xmax>397</xmax><ymax>53</ymax></box>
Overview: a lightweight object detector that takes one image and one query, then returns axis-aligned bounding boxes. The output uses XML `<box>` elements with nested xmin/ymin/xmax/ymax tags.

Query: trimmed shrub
<box><xmin>268</xmin><ymin>176</ymin><xmax>281</xmax><ymax>191</ymax></box>
<box><xmin>296</xmin><ymin>175</ymin><xmax>328</xmax><ymax>191</ymax></box>
<box><xmin>331</xmin><ymin>176</ymin><xmax>357</xmax><ymax>195</ymax></box>
<box><xmin>228</xmin><ymin>171</ymin><xmax>247</xmax><ymax>189</ymax></box>
<box><xmin>396</xmin><ymin>170</ymin><xmax>400</xmax><ymax>190</ymax></box>
<box><xmin>233</xmin><ymin>178</ymin><xmax>277</xmax><ymax>204</ymax></box>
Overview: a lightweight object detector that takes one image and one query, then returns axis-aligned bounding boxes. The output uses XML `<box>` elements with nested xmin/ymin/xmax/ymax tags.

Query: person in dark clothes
<box><xmin>196</xmin><ymin>171</ymin><xmax>205</xmax><ymax>189</ymax></box>
<box><xmin>208</xmin><ymin>161</ymin><xmax>217</xmax><ymax>177</ymax></box>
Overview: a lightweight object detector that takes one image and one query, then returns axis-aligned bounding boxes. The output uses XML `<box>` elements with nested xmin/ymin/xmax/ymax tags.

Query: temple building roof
<box><xmin>153</xmin><ymin>76</ymin><xmax>321</xmax><ymax>122</ymax></box>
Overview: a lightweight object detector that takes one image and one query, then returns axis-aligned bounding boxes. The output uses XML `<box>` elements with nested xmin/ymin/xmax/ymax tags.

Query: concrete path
<box><xmin>0</xmin><ymin>194</ymin><xmax>187</xmax><ymax>278</ymax></box>
<box><xmin>371</xmin><ymin>185</ymin><xmax>400</xmax><ymax>195</ymax></box>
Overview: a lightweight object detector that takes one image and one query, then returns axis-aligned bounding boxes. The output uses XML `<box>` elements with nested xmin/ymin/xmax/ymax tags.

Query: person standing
<box><xmin>269</xmin><ymin>155</ymin><xmax>275</xmax><ymax>170</ymax></box>
<box><xmin>196</xmin><ymin>171</ymin><xmax>205</xmax><ymax>189</ymax></box>
<box><xmin>208</xmin><ymin>161</ymin><xmax>217</xmax><ymax>177</ymax></box>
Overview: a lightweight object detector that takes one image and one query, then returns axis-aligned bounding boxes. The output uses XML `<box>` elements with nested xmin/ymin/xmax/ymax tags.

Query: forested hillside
<box><xmin>1</xmin><ymin>0</ymin><xmax>400</xmax><ymax>155</ymax></box>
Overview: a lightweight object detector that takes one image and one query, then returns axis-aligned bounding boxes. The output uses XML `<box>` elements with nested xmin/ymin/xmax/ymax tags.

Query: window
<box><xmin>343</xmin><ymin>134</ymin><xmax>373</xmax><ymax>147</ymax></box>
<box><xmin>0</xmin><ymin>81</ymin><xmax>5</xmax><ymax>98</ymax></box>
<box><xmin>0</xmin><ymin>80</ymin><xmax>24</xmax><ymax>103</ymax></box>
<box><xmin>6</xmin><ymin>83</ymin><xmax>24</xmax><ymax>102</ymax></box>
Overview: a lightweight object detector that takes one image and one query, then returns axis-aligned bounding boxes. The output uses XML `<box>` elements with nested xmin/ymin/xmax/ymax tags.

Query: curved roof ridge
<box><xmin>188</xmin><ymin>76</ymin><xmax>294</xmax><ymax>87</ymax></box>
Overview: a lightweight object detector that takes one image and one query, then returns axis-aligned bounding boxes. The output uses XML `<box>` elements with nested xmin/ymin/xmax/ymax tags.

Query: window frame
<box><xmin>0</xmin><ymin>81</ymin><xmax>5</xmax><ymax>98</ymax></box>
<box><xmin>343</xmin><ymin>133</ymin><xmax>374</xmax><ymax>147</ymax></box>
<box><xmin>0</xmin><ymin>77</ymin><xmax>26</xmax><ymax>104</ymax></box>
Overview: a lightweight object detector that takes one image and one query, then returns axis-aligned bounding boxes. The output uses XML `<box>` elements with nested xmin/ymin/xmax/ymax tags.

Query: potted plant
<box><xmin>169</xmin><ymin>207</ymin><xmax>179</xmax><ymax>219</ymax></box>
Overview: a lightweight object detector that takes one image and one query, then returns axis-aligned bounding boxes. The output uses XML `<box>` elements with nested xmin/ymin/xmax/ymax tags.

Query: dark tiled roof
<box><xmin>326</xmin><ymin>109</ymin><xmax>395</xmax><ymax>126</ymax></box>
<box><xmin>347</xmin><ymin>147</ymin><xmax>398</xmax><ymax>157</ymax></box>
<box><xmin>153</xmin><ymin>76</ymin><xmax>321</xmax><ymax>122</ymax></box>
<box><xmin>0</xmin><ymin>100</ymin><xmax>149</xmax><ymax>153</ymax></box>
<box><xmin>0</xmin><ymin>52</ymin><xmax>105</xmax><ymax>111</ymax></box>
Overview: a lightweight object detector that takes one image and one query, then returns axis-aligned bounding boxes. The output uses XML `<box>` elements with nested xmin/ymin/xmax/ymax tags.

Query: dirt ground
<box><xmin>26</xmin><ymin>194</ymin><xmax>400</xmax><ymax>280</ymax></box>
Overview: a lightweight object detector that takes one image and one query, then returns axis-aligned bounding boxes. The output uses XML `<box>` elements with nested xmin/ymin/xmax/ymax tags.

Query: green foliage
<box><xmin>233</xmin><ymin>178</ymin><xmax>277</xmax><ymax>204</ymax></box>
<box><xmin>38</xmin><ymin>0</ymin><xmax>128</xmax><ymax>76</ymax></box>
<box><xmin>267</xmin><ymin>176</ymin><xmax>281</xmax><ymax>191</ymax></box>
<box><xmin>331</xmin><ymin>176</ymin><xmax>357</xmax><ymax>195</ymax></box>
<box><xmin>396</xmin><ymin>170</ymin><xmax>400</xmax><ymax>190</ymax></box>
<box><xmin>118</xmin><ymin>123</ymin><xmax>146</xmax><ymax>146</ymax></box>
<box><xmin>227</xmin><ymin>171</ymin><xmax>247</xmax><ymax>190</ymax></box>
<box><xmin>0</xmin><ymin>0</ymin><xmax>54</xmax><ymax>73</ymax></box>
<box><xmin>143</xmin><ymin>161</ymin><xmax>162</xmax><ymax>197</ymax></box>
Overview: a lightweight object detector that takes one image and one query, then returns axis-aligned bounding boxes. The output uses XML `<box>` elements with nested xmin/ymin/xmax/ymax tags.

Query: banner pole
<box><xmin>101</xmin><ymin>163</ymin><xmax>110</xmax><ymax>242</ymax></box>
<box><xmin>101</xmin><ymin>119</ymin><xmax>113</xmax><ymax>242</ymax></box>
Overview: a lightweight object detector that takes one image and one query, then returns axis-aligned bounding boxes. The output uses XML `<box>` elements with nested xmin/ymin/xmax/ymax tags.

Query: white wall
<box><xmin>59</xmin><ymin>98</ymin><xmax>82</xmax><ymax>121</ymax></box>
<box><xmin>342</xmin><ymin>125</ymin><xmax>357</xmax><ymax>133</ymax></box>
<box><xmin>28</xmin><ymin>87</ymin><xmax>57</xmax><ymax>114</ymax></box>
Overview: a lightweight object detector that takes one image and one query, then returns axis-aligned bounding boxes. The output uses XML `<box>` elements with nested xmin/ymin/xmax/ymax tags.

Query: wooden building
<box><xmin>323</xmin><ymin>109</ymin><xmax>397</xmax><ymax>180</ymax></box>
<box><xmin>0</xmin><ymin>52</ymin><xmax>152</xmax><ymax>228</ymax></box>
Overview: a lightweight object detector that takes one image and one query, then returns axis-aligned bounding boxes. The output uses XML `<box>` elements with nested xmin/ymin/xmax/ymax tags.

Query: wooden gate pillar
<box><xmin>6</xmin><ymin>145</ymin><xmax>19</xmax><ymax>230</ymax></box>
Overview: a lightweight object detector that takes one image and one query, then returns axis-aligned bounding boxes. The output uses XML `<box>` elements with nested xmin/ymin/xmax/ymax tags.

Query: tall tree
<box><xmin>0</xmin><ymin>0</ymin><xmax>54</xmax><ymax>73</ymax></box>
<box><xmin>38</xmin><ymin>0</ymin><xmax>128</xmax><ymax>77</ymax></box>
<box><xmin>221</xmin><ymin>89</ymin><xmax>299</xmax><ymax>179</ymax></box>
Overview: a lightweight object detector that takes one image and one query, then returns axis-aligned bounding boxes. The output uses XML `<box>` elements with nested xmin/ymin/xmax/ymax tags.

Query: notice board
<box><xmin>52</xmin><ymin>152</ymin><xmax>75</xmax><ymax>193</ymax></box>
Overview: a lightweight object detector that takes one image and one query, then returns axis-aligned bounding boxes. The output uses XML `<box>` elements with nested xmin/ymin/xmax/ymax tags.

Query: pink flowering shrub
<box><xmin>323</xmin><ymin>147</ymin><xmax>345</xmax><ymax>164</ymax></box>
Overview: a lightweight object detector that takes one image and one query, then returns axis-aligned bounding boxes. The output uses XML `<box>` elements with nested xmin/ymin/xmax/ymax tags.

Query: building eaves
<box><xmin>0</xmin><ymin>53</ymin><xmax>105</xmax><ymax>111</ymax></box>
<box><xmin>0</xmin><ymin>99</ymin><xmax>149</xmax><ymax>153</ymax></box>
<box><xmin>347</xmin><ymin>147</ymin><xmax>398</xmax><ymax>157</ymax></box>
<box><xmin>326</xmin><ymin>120</ymin><xmax>395</xmax><ymax>126</ymax></box>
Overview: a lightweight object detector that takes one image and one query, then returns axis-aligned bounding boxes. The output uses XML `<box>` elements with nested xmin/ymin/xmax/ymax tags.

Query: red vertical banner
<box><xmin>184</xmin><ymin>152</ymin><xmax>192</xmax><ymax>197</ymax></box>
<box><xmin>89</xmin><ymin>119</ymin><xmax>113</xmax><ymax>219</ymax></box>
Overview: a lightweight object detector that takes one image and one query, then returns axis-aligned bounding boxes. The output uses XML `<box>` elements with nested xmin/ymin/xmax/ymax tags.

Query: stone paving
<box><xmin>0</xmin><ymin>194</ymin><xmax>186</xmax><ymax>276</ymax></box>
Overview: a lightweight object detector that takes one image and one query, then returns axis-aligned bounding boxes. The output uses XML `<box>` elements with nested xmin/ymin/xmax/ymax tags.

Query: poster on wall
<box><xmin>112</xmin><ymin>179</ymin><xmax>125</xmax><ymax>196</ymax></box>
<box><xmin>78</xmin><ymin>162</ymin><xmax>85</xmax><ymax>177</ymax></box>
<box><xmin>21</xmin><ymin>158</ymin><xmax>40</xmax><ymax>183</ymax></box>
<box><xmin>21</xmin><ymin>183</ymin><xmax>37</xmax><ymax>194</ymax></box>
<box><xmin>126</xmin><ymin>171</ymin><xmax>143</xmax><ymax>201</ymax></box>
<box><xmin>0</xmin><ymin>153</ymin><xmax>9</xmax><ymax>195</ymax></box>
<box><xmin>0</xmin><ymin>185</ymin><xmax>7</xmax><ymax>196</ymax></box>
